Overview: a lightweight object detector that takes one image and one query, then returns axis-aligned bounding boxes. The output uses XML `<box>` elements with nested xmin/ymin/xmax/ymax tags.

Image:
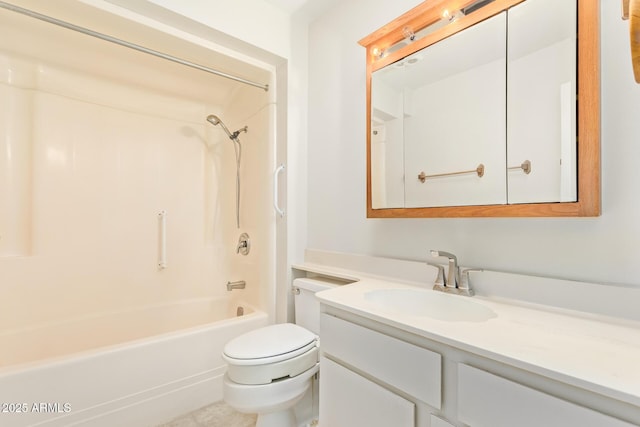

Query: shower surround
<box><xmin>0</xmin><ymin>2</ymin><xmax>276</xmax><ymax>425</ymax></box>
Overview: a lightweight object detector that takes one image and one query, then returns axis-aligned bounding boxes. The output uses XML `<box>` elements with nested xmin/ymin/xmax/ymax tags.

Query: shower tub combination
<box><xmin>0</xmin><ymin>2</ymin><xmax>275</xmax><ymax>427</ymax></box>
<box><xmin>0</xmin><ymin>297</ymin><xmax>268</xmax><ymax>427</ymax></box>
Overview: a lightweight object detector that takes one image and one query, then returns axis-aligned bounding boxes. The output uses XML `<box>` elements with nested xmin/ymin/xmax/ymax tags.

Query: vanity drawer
<box><xmin>430</xmin><ymin>414</ymin><xmax>456</xmax><ymax>427</ymax></box>
<box><xmin>457</xmin><ymin>364</ymin><xmax>635</xmax><ymax>427</ymax></box>
<box><xmin>320</xmin><ymin>356</ymin><xmax>415</xmax><ymax>427</ymax></box>
<box><xmin>320</xmin><ymin>313</ymin><xmax>441</xmax><ymax>409</ymax></box>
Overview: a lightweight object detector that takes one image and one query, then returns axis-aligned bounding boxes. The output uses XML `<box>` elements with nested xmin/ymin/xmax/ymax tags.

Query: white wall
<box><xmin>108</xmin><ymin>0</ymin><xmax>291</xmax><ymax>59</ymax></box>
<box><xmin>307</xmin><ymin>1</ymin><xmax>640</xmax><ymax>287</ymax></box>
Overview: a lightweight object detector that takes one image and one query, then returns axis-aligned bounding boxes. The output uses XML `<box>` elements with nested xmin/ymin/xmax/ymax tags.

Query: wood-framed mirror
<box><xmin>360</xmin><ymin>0</ymin><xmax>600</xmax><ymax>218</ymax></box>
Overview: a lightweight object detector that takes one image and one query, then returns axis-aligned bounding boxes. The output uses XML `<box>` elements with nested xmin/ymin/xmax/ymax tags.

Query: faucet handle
<box><xmin>236</xmin><ymin>233</ymin><xmax>250</xmax><ymax>255</ymax></box>
<box><xmin>459</xmin><ymin>268</ymin><xmax>483</xmax><ymax>294</ymax></box>
<box><xmin>430</xmin><ymin>250</ymin><xmax>457</xmax><ymax>262</ymax></box>
<box><xmin>427</xmin><ymin>262</ymin><xmax>446</xmax><ymax>287</ymax></box>
<box><xmin>430</xmin><ymin>250</ymin><xmax>459</xmax><ymax>289</ymax></box>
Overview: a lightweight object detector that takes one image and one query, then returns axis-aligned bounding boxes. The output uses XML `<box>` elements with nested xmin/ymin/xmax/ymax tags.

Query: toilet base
<box><xmin>256</xmin><ymin>409</ymin><xmax>297</xmax><ymax>427</ymax></box>
<box><xmin>224</xmin><ymin>364</ymin><xmax>319</xmax><ymax>427</ymax></box>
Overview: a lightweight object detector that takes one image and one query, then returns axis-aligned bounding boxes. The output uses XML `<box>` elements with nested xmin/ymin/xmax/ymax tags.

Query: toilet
<box><xmin>222</xmin><ymin>277</ymin><xmax>340</xmax><ymax>427</ymax></box>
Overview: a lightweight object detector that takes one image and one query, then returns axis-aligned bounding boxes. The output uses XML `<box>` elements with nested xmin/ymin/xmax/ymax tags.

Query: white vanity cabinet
<box><xmin>320</xmin><ymin>356</ymin><xmax>415</xmax><ymax>427</ymax></box>
<box><xmin>457</xmin><ymin>364</ymin><xmax>636</xmax><ymax>427</ymax></box>
<box><xmin>320</xmin><ymin>313</ymin><xmax>448</xmax><ymax>427</ymax></box>
<box><xmin>319</xmin><ymin>308</ymin><xmax>639</xmax><ymax>427</ymax></box>
<box><xmin>430</xmin><ymin>414</ymin><xmax>456</xmax><ymax>427</ymax></box>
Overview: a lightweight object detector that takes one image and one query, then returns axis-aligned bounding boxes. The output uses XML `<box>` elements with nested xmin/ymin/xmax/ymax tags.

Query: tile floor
<box><xmin>158</xmin><ymin>401</ymin><xmax>256</xmax><ymax>427</ymax></box>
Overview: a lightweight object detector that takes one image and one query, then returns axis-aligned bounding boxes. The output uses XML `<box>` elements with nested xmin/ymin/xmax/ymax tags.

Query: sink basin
<box><xmin>364</xmin><ymin>288</ymin><xmax>497</xmax><ymax>322</ymax></box>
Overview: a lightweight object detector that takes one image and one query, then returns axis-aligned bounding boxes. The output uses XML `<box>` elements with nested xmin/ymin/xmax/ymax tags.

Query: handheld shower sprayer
<box><xmin>206</xmin><ymin>114</ymin><xmax>248</xmax><ymax>229</ymax></box>
<box><xmin>206</xmin><ymin>115</ymin><xmax>247</xmax><ymax>140</ymax></box>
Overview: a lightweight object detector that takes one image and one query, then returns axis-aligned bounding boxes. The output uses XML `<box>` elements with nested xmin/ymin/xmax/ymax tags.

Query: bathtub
<box><xmin>0</xmin><ymin>296</ymin><xmax>269</xmax><ymax>427</ymax></box>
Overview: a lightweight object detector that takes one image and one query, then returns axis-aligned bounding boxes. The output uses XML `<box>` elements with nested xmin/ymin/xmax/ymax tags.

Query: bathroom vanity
<box><xmin>293</xmin><ymin>252</ymin><xmax>640</xmax><ymax>427</ymax></box>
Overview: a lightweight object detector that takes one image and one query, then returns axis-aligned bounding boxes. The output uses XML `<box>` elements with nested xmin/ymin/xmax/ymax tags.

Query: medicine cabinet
<box><xmin>361</xmin><ymin>0</ymin><xmax>600</xmax><ymax>217</ymax></box>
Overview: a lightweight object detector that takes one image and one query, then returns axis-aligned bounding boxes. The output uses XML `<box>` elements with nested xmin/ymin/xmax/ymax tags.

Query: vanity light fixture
<box><xmin>371</xmin><ymin>46</ymin><xmax>386</xmax><ymax>59</ymax></box>
<box><xmin>442</xmin><ymin>8</ymin><xmax>463</xmax><ymax>22</ymax></box>
<box><xmin>402</xmin><ymin>26</ymin><xmax>416</xmax><ymax>41</ymax></box>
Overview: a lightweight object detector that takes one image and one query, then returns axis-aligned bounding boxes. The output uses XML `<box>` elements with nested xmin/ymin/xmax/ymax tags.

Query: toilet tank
<box><xmin>293</xmin><ymin>277</ymin><xmax>344</xmax><ymax>335</ymax></box>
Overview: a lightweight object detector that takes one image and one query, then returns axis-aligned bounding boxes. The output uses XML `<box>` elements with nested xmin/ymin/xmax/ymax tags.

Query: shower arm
<box><xmin>231</xmin><ymin>126</ymin><xmax>248</xmax><ymax>140</ymax></box>
<box><xmin>206</xmin><ymin>115</ymin><xmax>247</xmax><ymax>141</ymax></box>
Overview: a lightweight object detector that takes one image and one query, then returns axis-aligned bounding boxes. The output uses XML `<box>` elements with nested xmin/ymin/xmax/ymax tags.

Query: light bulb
<box><xmin>442</xmin><ymin>9</ymin><xmax>463</xmax><ymax>22</ymax></box>
<box><xmin>402</xmin><ymin>26</ymin><xmax>415</xmax><ymax>42</ymax></box>
<box><xmin>371</xmin><ymin>46</ymin><xmax>386</xmax><ymax>59</ymax></box>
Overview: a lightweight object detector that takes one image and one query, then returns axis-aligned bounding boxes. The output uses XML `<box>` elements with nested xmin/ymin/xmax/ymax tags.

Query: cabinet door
<box><xmin>458</xmin><ymin>364</ymin><xmax>635</xmax><ymax>427</ymax></box>
<box><xmin>320</xmin><ymin>356</ymin><xmax>415</xmax><ymax>427</ymax></box>
<box><xmin>430</xmin><ymin>414</ymin><xmax>456</xmax><ymax>427</ymax></box>
<box><xmin>507</xmin><ymin>0</ymin><xmax>577</xmax><ymax>203</ymax></box>
<box><xmin>320</xmin><ymin>313</ymin><xmax>441</xmax><ymax>408</ymax></box>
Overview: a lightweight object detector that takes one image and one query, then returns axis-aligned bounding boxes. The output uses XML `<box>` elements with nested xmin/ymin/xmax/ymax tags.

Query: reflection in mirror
<box><xmin>373</xmin><ymin>12</ymin><xmax>508</xmax><ymax>209</ymax></box>
<box><xmin>507</xmin><ymin>0</ymin><xmax>577</xmax><ymax>203</ymax></box>
<box><xmin>362</xmin><ymin>0</ymin><xmax>600</xmax><ymax>217</ymax></box>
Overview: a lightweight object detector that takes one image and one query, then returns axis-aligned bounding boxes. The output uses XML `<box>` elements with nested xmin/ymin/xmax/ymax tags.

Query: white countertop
<box><xmin>315</xmin><ymin>277</ymin><xmax>640</xmax><ymax>408</ymax></box>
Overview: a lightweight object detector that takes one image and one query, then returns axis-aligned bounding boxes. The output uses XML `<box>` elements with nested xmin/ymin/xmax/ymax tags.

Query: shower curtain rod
<box><xmin>0</xmin><ymin>1</ymin><xmax>270</xmax><ymax>91</ymax></box>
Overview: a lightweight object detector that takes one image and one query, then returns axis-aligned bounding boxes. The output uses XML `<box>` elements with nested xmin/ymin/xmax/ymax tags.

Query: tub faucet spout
<box><xmin>227</xmin><ymin>280</ymin><xmax>246</xmax><ymax>291</ymax></box>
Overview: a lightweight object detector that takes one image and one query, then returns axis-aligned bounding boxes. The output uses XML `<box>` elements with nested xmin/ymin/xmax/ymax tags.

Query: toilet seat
<box><xmin>223</xmin><ymin>323</ymin><xmax>319</xmax><ymax>385</ymax></box>
<box><xmin>223</xmin><ymin>323</ymin><xmax>317</xmax><ymax>365</ymax></box>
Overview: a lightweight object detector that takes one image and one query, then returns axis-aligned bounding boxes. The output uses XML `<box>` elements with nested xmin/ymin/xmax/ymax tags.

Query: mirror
<box><xmin>361</xmin><ymin>0</ymin><xmax>600</xmax><ymax>217</ymax></box>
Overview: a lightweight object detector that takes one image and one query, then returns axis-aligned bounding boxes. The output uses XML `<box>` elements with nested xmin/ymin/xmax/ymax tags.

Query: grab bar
<box><xmin>418</xmin><ymin>164</ymin><xmax>484</xmax><ymax>183</ymax></box>
<box><xmin>274</xmin><ymin>164</ymin><xmax>286</xmax><ymax>218</ymax></box>
<box><xmin>158</xmin><ymin>210</ymin><xmax>166</xmax><ymax>270</ymax></box>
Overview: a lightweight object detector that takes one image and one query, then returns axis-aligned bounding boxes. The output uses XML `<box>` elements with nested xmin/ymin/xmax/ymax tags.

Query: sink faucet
<box><xmin>429</xmin><ymin>250</ymin><xmax>481</xmax><ymax>297</ymax></box>
<box><xmin>430</xmin><ymin>250</ymin><xmax>459</xmax><ymax>288</ymax></box>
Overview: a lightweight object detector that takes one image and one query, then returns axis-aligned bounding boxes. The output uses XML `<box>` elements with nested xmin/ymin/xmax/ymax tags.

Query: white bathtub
<box><xmin>0</xmin><ymin>296</ymin><xmax>269</xmax><ymax>427</ymax></box>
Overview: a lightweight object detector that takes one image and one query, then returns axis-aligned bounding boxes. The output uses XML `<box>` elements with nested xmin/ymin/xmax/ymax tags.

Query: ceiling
<box><xmin>263</xmin><ymin>0</ymin><xmax>343</xmax><ymax>19</ymax></box>
<box><xmin>262</xmin><ymin>0</ymin><xmax>311</xmax><ymax>13</ymax></box>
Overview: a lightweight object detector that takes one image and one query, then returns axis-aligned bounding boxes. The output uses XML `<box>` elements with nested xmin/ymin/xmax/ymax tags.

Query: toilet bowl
<box><xmin>222</xmin><ymin>277</ymin><xmax>342</xmax><ymax>427</ymax></box>
<box><xmin>223</xmin><ymin>363</ymin><xmax>319</xmax><ymax>427</ymax></box>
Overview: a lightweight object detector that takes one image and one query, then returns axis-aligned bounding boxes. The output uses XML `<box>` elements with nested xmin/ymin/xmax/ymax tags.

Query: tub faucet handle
<box><xmin>236</xmin><ymin>233</ymin><xmax>250</xmax><ymax>255</ymax></box>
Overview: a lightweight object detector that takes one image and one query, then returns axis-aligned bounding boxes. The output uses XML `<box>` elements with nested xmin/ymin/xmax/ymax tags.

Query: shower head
<box><xmin>206</xmin><ymin>114</ymin><xmax>248</xmax><ymax>141</ymax></box>
<box><xmin>206</xmin><ymin>114</ymin><xmax>235</xmax><ymax>140</ymax></box>
<box><xmin>206</xmin><ymin>114</ymin><xmax>221</xmax><ymax>126</ymax></box>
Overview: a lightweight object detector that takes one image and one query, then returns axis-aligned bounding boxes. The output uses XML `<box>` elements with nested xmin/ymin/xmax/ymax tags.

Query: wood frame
<box><xmin>629</xmin><ymin>0</ymin><xmax>640</xmax><ymax>82</ymax></box>
<box><xmin>360</xmin><ymin>0</ymin><xmax>600</xmax><ymax>218</ymax></box>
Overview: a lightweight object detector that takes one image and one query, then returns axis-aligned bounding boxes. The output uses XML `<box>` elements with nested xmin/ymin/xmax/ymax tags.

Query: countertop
<box><xmin>314</xmin><ymin>276</ymin><xmax>640</xmax><ymax>408</ymax></box>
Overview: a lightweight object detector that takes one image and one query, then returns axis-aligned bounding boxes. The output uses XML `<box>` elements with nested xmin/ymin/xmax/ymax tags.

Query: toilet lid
<box><xmin>223</xmin><ymin>323</ymin><xmax>317</xmax><ymax>362</ymax></box>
